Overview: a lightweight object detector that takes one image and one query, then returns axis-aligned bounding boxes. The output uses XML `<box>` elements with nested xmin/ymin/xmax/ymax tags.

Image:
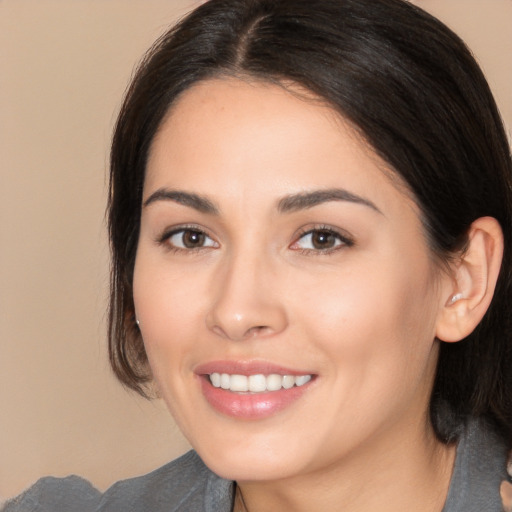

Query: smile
<box><xmin>209</xmin><ymin>373</ymin><xmax>312</xmax><ymax>393</ymax></box>
<box><xmin>196</xmin><ymin>362</ymin><xmax>315</xmax><ymax>419</ymax></box>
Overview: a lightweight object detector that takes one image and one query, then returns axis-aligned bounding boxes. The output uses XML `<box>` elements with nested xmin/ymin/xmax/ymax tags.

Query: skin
<box><xmin>133</xmin><ymin>78</ymin><xmax>457</xmax><ymax>511</ymax></box>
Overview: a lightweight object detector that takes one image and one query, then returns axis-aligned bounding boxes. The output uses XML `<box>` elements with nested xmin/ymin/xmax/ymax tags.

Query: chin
<box><xmin>188</xmin><ymin>427</ymin><xmax>317</xmax><ymax>482</ymax></box>
<box><xmin>201</xmin><ymin>451</ymin><xmax>299</xmax><ymax>482</ymax></box>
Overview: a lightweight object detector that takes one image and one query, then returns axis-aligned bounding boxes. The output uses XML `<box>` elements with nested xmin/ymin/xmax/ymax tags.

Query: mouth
<box><xmin>196</xmin><ymin>361</ymin><xmax>315</xmax><ymax>419</ymax></box>
<box><xmin>208</xmin><ymin>372</ymin><xmax>312</xmax><ymax>393</ymax></box>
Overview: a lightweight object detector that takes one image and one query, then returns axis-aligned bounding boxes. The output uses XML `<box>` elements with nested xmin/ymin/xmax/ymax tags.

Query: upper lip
<box><xmin>194</xmin><ymin>360</ymin><xmax>314</xmax><ymax>376</ymax></box>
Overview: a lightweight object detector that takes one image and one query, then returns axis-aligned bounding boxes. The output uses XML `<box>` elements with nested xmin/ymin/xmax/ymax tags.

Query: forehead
<box><xmin>149</xmin><ymin>77</ymin><xmax>351</xmax><ymax>164</ymax></box>
<box><xmin>145</xmin><ymin>77</ymin><xmax>414</xmax><ymax>213</ymax></box>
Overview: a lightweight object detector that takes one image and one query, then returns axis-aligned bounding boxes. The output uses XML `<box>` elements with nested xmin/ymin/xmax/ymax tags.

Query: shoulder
<box><xmin>98</xmin><ymin>450</ymin><xmax>233</xmax><ymax>511</ymax></box>
<box><xmin>443</xmin><ymin>416</ymin><xmax>510</xmax><ymax>512</ymax></box>
<box><xmin>2</xmin><ymin>451</ymin><xmax>233</xmax><ymax>512</ymax></box>
<box><xmin>1</xmin><ymin>475</ymin><xmax>101</xmax><ymax>512</ymax></box>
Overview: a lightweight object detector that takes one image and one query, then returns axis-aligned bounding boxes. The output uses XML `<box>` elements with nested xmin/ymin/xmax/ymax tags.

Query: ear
<box><xmin>436</xmin><ymin>217</ymin><xmax>504</xmax><ymax>343</ymax></box>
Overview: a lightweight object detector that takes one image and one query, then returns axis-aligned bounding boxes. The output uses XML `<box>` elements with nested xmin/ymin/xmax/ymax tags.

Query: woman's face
<box><xmin>134</xmin><ymin>78</ymin><xmax>448</xmax><ymax>482</ymax></box>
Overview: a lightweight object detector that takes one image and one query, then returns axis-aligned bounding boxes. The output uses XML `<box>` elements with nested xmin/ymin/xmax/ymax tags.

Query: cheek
<box><xmin>291</xmin><ymin>256</ymin><xmax>439</xmax><ymax>378</ymax></box>
<box><xmin>132</xmin><ymin>260</ymin><xmax>209</xmax><ymax>431</ymax></box>
<box><xmin>132</xmin><ymin>255</ymin><xmax>208</xmax><ymax>375</ymax></box>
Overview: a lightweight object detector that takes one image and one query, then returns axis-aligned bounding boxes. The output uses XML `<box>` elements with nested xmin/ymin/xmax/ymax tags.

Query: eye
<box><xmin>164</xmin><ymin>228</ymin><xmax>218</xmax><ymax>250</ymax></box>
<box><xmin>291</xmin><ymin>228</ymin><xmax>352</xmax><ymax>252</ymax></box>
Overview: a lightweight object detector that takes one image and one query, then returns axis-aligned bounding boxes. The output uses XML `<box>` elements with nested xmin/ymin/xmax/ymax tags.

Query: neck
<box><xmin>236</xmin><ymin>419</ymin><xmax>456</xmax><ymax>512</ymax></box>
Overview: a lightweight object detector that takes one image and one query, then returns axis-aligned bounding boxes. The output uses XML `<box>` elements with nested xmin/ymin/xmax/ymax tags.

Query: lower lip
<box><xmin>199</xmin><ymin>376</ymin><xmax>313</xmax><ymax>420</ymax></box>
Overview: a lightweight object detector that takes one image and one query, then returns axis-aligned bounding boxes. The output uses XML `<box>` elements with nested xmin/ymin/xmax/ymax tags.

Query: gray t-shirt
<box><xmin>3</xmin><ymin>417</ymin><xmax>509</xmax><ymax>511</ymax></box>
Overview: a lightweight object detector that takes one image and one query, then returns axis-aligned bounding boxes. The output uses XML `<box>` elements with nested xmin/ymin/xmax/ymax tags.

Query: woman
<box><xmin>5</xmin><ymin>0</ymin><xmax>512</xmax><ymax>510</ymax></box>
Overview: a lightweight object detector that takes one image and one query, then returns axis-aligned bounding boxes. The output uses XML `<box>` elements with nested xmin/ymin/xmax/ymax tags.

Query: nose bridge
<box><xmin>206</xmin><ymin>241</ymin><xmax>287</xmax><ymax>341</ymax></box>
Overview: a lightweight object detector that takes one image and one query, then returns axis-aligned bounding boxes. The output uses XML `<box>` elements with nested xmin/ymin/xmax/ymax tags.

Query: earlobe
<box><xmin>436</xmin><ymin>217</ymin><xmax>503</xmax><ymax>343</ymax></box>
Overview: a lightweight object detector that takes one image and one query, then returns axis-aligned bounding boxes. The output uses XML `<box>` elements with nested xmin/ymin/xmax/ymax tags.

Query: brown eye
<box><xmin>311</xmin><ymin>230</ymin><xmax>337</xmax><ymax>249</ymax></box>
<box><xmin>292</xmin><ymin>228</ymin><xmax>352</xmax><ymax>252</ymax></box>
<box><xmin>182</xmin><ymin>230</ymin><xmax>205</xmax><ymax>248</ymax></box>
<box><xmin>167</xmin><ymin>229</ymin><xmax>217</xmax><ymax>250</ymax></box>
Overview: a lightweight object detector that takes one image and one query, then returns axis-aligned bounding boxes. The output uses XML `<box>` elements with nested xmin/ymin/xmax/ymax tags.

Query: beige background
<box><xmin>1</xmin><ymin>0</ymin><xmax>511</xmax><ymax>501</ymax></box>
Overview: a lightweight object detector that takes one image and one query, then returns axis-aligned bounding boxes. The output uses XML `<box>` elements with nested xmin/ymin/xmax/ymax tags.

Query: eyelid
<box><xmin>156</xmin><ymin>224</ymin><xmax>219</xmax><ymax>250</ymax></box>
<box><xmin>290</xmin><ymin>225</ymin><xmax>354</xmax><ymax>253</ymax></box>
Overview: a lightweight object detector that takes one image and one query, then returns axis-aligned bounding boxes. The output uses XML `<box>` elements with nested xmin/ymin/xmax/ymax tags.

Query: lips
<box><xmin>195</xmin><ymin>361</ymin><xmax>315</xmax><ymax>419</ymax></box>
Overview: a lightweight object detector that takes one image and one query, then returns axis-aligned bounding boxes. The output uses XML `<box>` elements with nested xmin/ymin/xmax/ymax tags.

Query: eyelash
<box><xmin>157</xmin><ymin>225</ymin><xmax>218</xmax><ymax>253</ymax></box>
<box><xmin>156</xmin><ymin>224</ymin><xmax>354</xmax><ymax>254</ymax></box>
<box><xmin>290</xmin><ymin>225</ymin><xmax>354</xmax><ymax>255</ymax></box>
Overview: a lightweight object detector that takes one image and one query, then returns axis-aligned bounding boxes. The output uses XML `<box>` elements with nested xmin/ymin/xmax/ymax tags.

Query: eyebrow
<box><xmin>143</xmin><ymin>189</ymin><xmax>219</xmax><ymax>214</ymax></box>
<box><xmin>143</xmin><ymin>187</ymin><xmax>381</xmax><ymax>216</ymax></box>
<box><xmin>277</xmin><ymin>188</ymin><xmax>381</xmax><ymax>214</ymax></box>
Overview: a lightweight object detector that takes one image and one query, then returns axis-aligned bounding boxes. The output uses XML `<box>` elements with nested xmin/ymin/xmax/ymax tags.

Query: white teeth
<box><xmin>248</xmin><ymin>374</ymin><xmax>267</xmax><ymax>392</ymax></box>
<box><xmin>266</xmin><ymin>374</ymin><xmax>282</xmax><ymax>391</ymax></box>
<box><xmin>282</xmin><ymin>375</ymin><xmax>295</xmax><ymax>389</ymax></box>
<box><xmin>220</xmin><ymin>373</ymin><xmax>230</xmax><ymax>389</ymax></box>
<box><xmin>230</xmin><ymin>374</ymin><xmax>248</xmax><ymax>392</ymax></box>
<box><xmin>209</xmin><ymin>372</ymin><xmax>312</xmax><ymax>392</ymax></box>
<box><xmin>210</xmin><ymin>372</ymin><xmax>221</xmax><ymax>388</ymax></box>
<box><xmin>295</xmin><ymin>375</ymin><xmax>312</xmax><ymax>386</ymax></box>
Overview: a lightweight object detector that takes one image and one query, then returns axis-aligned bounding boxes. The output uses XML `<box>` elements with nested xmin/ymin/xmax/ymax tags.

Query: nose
<box><xmin>205</xmin><ymin>251</ymin><xmax>288</xmax><ymax>341</ymax></box>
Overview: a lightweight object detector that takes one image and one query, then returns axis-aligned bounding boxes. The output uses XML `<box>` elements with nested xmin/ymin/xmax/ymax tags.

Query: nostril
<box><xmin>206</xmin><ymin>296</ymin><xmax>288</xmax><ymax>341</ymax></box>
<box><xmin>211</xmin><ymin>326</ymin><xmax>227</xmax><ymax>338</ymax></box>
<box><xmin>246</xmin><ymin>326</ymin><xmax>270</xmax><ymax>337</ymax></box>
<box><xmin>209</xmin><ymin>323</ymin><xmax>272</xmax><ymax>341</ymax></box>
